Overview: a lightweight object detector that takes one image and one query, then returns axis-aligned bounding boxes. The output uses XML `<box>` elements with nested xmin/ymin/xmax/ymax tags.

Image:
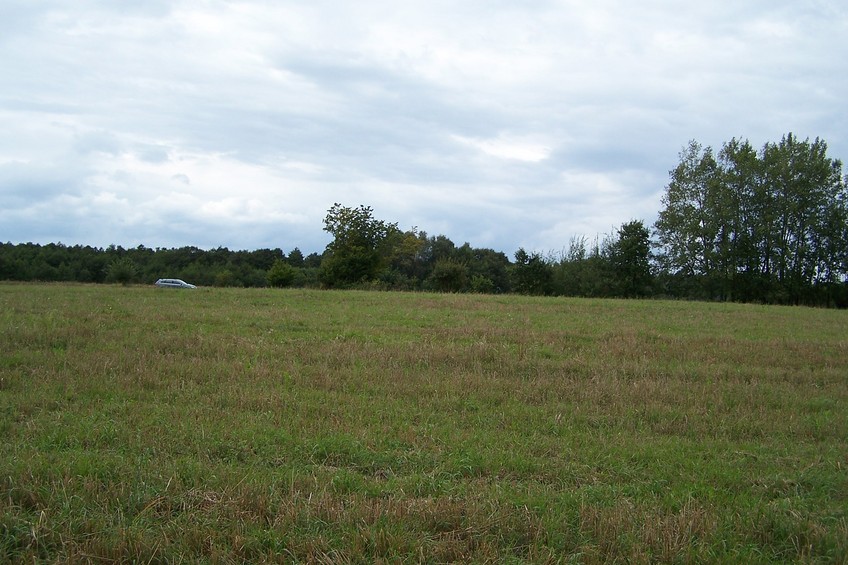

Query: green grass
<box><xmin>1</xmin><ymin>283</ymin><xmax>846</xmax><ymax>563</ymax></box>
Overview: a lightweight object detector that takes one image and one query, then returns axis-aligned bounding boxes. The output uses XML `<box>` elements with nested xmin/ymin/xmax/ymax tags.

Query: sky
<box><xmin>2</xmin><ymin>0</ymin><xmax>846</xmax><ymax>256</ymax></box>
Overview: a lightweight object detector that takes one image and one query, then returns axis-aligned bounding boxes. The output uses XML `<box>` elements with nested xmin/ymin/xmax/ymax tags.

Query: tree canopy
<box><xmin>654</xmin><ymin>134</ymin><xmax>847</xmax><ymax>304</ymax></box>
<box><xmin>320</xmin><ymin>203</ymin><xmax>401</xmax><ymax>287</ymax></box>
<box><xmin>2</xmin><ymin>133</ymin><xmax>846</xmax><ymax>306</ymax></box>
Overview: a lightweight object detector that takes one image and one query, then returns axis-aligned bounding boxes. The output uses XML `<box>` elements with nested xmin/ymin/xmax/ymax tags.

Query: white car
<box><xmin>154</xmin><ymin>278</ymin><xmax>196</xmax><ymax>289</ymax></box>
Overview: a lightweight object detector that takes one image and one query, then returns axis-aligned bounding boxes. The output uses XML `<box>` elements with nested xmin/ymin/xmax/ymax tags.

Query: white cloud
<box><xmin>1</xmin><ymin>0</ymin><xmax>846</xmax><ymax>254</ymax></box>
<box><xmin>452</xmin><ymin>135</ymin><xmax>552</xmax><ymax>163</ymax></box>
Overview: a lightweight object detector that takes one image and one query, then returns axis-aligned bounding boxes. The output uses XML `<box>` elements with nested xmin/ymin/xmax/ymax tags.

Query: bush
<box><xmin>267</xmin><ymin>260</ymin><xmax>296</xmax><ymax>288</ymax></box>
<box><xmin>215</xmin><ymin>270</ymin><xmax>238</xmax><ymax>287</ymax></box>
<box><xmin>427</xmin><ymin>259</ymin><xmax>468</xmax><ymax>292</ymax></box>
<box><xmin>105</xmin><ymin>258</ymin><xmax>137</xmax><ymax>285</ymax></box>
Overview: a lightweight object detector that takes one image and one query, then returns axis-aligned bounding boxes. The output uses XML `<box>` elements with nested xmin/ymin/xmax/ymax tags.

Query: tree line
<box><xmin>0</xmin><ymin>243</ymin><xmax>321</xmax><ymax>288</ymax></box>
<box><xmin>2</xmin><ymin>133</ymin><xmax>846</xmax><ymax>306</ymax></box>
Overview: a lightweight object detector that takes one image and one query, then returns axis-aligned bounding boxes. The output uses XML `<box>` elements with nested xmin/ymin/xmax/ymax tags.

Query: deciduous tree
<box><xmin>320</xmin><ymin>203</ymin><xmax>400</xmax><ymax>287</ymax></box>
<box><xmin>512</xmin><ymin>248</ymin><xmax>553</xmax><ymax>295</ymax></box>
<box><xmin>655</xmin><ymin>134</ymin><xmax>848</xmax><ymax>304</ymax></box>
<box><xmin>608</xmin><ymin>220</ymin><xmax>652</xmax><ymax>297</ymax></box>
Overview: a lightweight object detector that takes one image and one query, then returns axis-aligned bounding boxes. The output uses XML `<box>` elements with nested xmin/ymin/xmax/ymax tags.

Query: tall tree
<box><xmin>320</xmin><ymin>203</ymin><xmax>400</xmax><ymax>287</ymax></box>
<box><xmin>287</xmin><ymin>247</ymin><xmax>305</xmax><ymax>268</ymax></box>
<box><xmin>387</xmin><ymin>228</ymin><xmax>428</xmax><ymax>285</ymax></box>
<box><xmin>607</xmin><ymin>220</ymin><xmax>652</xmax><ymax>297</ymax></box>
<box><xmin>716</xmin><ymin>138</ymin><xmax>762</xmax><ymax>300</ymax></box>
<box><xmin>654</xmin><ymin>141</ymin><xmax>720</xmax><ymax>285</ymax></box>
<box><xmin>655</xmin><ymin>134</ymin><xmax>847</xmax><ymax>304</ymax></box>
<box><xmin>512</xmin><ymin>248</ymin><xmax>553</xmax><ymax>295</ymax></box>
<box><xmin>760</xmin><ymin>134</ymin><xmax>846</xmax><ymax>301</ymax></box>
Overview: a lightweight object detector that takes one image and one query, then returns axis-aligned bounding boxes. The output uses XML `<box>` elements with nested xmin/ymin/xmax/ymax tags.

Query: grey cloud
<box><xmin>1</xmin><ymin>0</ymin><xmax>846</xmax><ymax>254</ymax></box>
<box><xmin>135</xmin><ymin>144</ymin><xmax>171</xmax><ymax>163</ymax></box>
<box><xmin>0</xmin><ymin>161</ymin><xmax>88</xmax><ymax>206</ymax></box>
<box><xmin>73</xmin><ymin>130</ymin><xmax>122</xmax><ymax>156</ymax></box>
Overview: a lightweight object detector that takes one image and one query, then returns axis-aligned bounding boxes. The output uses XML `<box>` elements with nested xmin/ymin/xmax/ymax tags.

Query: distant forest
<box><xmin>2</xmin><ymin>134</ymin><xmax>847</xmax><ymax>307</ymax></box>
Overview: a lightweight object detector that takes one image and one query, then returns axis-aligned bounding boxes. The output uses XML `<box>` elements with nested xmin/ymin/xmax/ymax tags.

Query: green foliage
<box><xmin>607</xmin><ymin>220</ymin><xmax>652</xmax><ymax>297</ymax></box>
<box><xmin>320</xmin><ymin>203</ymin><xmax>401</xmax><ymax>287</ymax></box>
<box><xmin>266</xmin><ymin>259</ymin><xmax>296</xmax><ymax>288</ymax></box>
<box><xmin>461</xmin><ymin>245</ymin><xmax>512</xmax><ymax>293</ymax></box>
<box><xmin>0</xmin><ymin>243</ymin><xmax>289</xmax><ymax>288</ymax></box>
<box><xmin>214</xmin><ymin>269</ymin><xmax>239</xmax><ymax>287</ymax></box>
<box><xmin>388</xmin><ymin>229</ymin><xmax>428</xmax><ymax>283</ymax></box>
<box><xmin>2</xmin><ymin>133</ymin><xmax>846</xmax><ymax>306</ymax></box>
<box><xmin>426</xmin><ymin>258</ymin><xmax>469</xmax><ymax>292</ymax></box>
<box><xmin>512</xmin><ymin>248</ymin><xmax>553</xmax><ymax>295</ymax></box>
<box><xmin>469</xmin><ymin>274</ymin><xmax>495</xmax><ymax>293</ymax></box>
<box><xmin>287</xmin><ymin>247</ymin><xmax>304</xmax><ymax>268</ymax></box>
<box><xmin>105</xmin><ymin>257</ymin><xmax>137</xmax><ymax>285</ymax></box>
<box><xmin>552</xmin><ymin>236</ymin><xmax>604</xmax><ymax>296</ymax></box>
<box><xmin>655</xmin><ymin>134</ymin><xmax>848</xmax><ymax>304</ymax></box>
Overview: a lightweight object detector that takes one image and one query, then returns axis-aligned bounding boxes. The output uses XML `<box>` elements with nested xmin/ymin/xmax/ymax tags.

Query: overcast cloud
<box><xmin>2</xmin><ymin>0</ymin><xmax>846</xmax><ymax>255</ymax></box>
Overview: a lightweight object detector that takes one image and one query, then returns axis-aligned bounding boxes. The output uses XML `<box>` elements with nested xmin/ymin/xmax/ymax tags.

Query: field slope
<box><xmin>1</xmin><ymin>284</ymin><xmax>846</xmax><ymax>563</ymax></box>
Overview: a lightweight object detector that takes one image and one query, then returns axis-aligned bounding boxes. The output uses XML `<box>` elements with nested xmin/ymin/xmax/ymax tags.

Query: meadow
<box><xmin>1</xmin><ymin>283</ymin><xmax>846</xmax><ymax>563</ymax></box>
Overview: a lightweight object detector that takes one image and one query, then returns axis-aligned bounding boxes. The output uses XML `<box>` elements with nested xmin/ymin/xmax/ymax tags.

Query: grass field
<box><xmin>1</xmin><ymin>283</ymin><xmax>846</xmax><ymax>563</ymax></box>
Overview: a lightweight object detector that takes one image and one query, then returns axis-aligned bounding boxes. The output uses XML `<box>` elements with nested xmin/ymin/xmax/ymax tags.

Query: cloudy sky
<box><xmin>2</xmin><ymin>1</ymin><xmax>846</xmax><ymax>255</ymax></box>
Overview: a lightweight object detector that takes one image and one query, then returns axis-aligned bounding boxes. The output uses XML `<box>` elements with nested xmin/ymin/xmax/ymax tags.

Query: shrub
<box><xmin>267</xmin><ymin>259</ymin><xmax>296</xmax><ymax>288</ymax></box>
<box><xmin>105</xmin><ymin>257</ymin><xmax>137</xmax><ymax>285</ymax></box>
